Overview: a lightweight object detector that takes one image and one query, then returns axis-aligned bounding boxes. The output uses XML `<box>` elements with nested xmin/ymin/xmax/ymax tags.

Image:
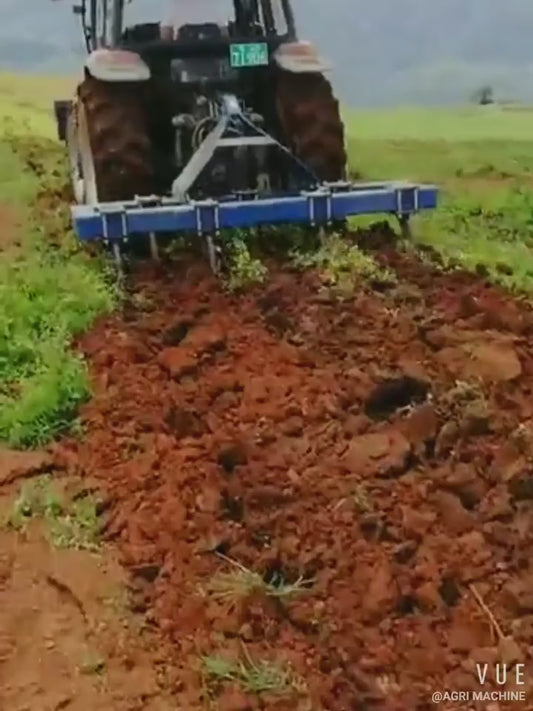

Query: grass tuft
<box><xmin>201</xmin><ymin>555</ymin><xmax>314</xmax><ymax>602</ymax></box>
<box><xmin>202</xmin><ymin>652</ymin><xmax>304</xmax><ymax>696</ymax></box>
<box><xmin>7</xmin><ymin>475</ymin><xmax>101</xmax><ymax>551</ymax></box>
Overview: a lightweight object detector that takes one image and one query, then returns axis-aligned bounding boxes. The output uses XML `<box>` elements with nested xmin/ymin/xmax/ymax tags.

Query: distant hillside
<box><xmin>3</xmin><ymin>0</ymin><xmax>533</xmax><ymax>107</ymax></box>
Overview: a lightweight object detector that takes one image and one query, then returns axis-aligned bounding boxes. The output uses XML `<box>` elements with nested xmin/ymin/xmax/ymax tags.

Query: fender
<box><xmin>273</xmin><ymin>41</ymin><xmax>332</xmax><ymax>74</ymax></box>
<box><xmin>85</xmin><ymin>48</ymin><xmax>151</xmax><ymax>82</ymax></box>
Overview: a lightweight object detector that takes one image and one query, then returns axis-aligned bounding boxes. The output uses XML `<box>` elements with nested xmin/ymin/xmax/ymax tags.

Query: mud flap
<box><xmin>54</xmin><ymin>100</ymin><xmax>73</xmax><ymax>142</ymax></box>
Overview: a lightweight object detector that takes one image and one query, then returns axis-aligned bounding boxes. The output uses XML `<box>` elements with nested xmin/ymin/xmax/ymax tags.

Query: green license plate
<box><xmin>229</xmin><ymin>42</ymin><xmax>269</xmax><ymax>68</ymax></box>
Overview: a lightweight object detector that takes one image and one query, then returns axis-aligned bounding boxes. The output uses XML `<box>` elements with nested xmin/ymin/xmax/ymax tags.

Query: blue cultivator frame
<box><xmin>64</xmin><ymin>91</ymin><xmax>438</xmax><ymax>272</ymax></box>
<box><xmin>72</xmin><ymin>179</ymin><xmax>438</xmax><ymax>271</ymax></box>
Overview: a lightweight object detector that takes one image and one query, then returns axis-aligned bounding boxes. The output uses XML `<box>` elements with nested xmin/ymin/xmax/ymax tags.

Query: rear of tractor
<box><xmin>54</xmin><ymin>0</ymin><xmax>438</xmax><ymax>269</ymax></box>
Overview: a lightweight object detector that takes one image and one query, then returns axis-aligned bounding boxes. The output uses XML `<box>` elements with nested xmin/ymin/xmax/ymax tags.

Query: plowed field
<box><xmin>49</xmin><ymin>244</ymin><xmax>533</xmax><ymax>710</ymax></box>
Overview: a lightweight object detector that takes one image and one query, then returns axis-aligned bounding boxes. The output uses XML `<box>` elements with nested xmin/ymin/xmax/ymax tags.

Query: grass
<box><xmin>0</xmin><ymin>137</ymin><xmax>36</xmax><ymax>205</ymax></box>
<box><xmin>202</xmin><ymin>652</ymin><xmax>305</xmax><ymax>696</ymax></box>
<box><xmin>7</xmin><ymin>475</ymin><xmax>101</xmax><ymax>550</ymax></box>
<box><xmin>0</xmin><ymin>138</ymin><xmax>116</xmax><ymax>448</ymax></box>
<box><xmin>0</xmin><ymin>71</ymin><xmax>74</xmax><ymax>139</ymax></box>
<box><xmin>345</xmin><ymin>104</ymin><xmax>533</xmax><ymax>142</ymax></box>
<box><xmin>344</xmin><ymin>105</ymin><xmax>533</xmax><ymax>292</ymax></box>
<box><xmin>201</xmin><ymin>555</ymin><xmax>314</xmax><ymax>602</ymax></box>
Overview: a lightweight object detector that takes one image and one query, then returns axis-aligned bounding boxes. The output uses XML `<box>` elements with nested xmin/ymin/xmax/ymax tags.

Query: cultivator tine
<box><xmin>204</xmin><ymin>234</ymin><xmax>222</xmax><ymax>276</ymax></box>
<box><xmin>111</xmin><ymin>241</ymin><xmax>124</xmax><ymax>280</ymax></box>
<box><xmin>148</xmin><ymin>232</ymin><xmax>160</xmax><ymax>261</ymax></box>
<box><xmin>398</xmin><ymin>215</ymin><xmax>412</xmax><ymax>240</ymax></box>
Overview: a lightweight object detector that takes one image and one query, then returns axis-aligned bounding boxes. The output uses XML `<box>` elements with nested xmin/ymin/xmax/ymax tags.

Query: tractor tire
<box><xmin>275</xmin><ymin>71</ymin><xmax>347</xmax><ymax>183</ymax></box>
<box><xmin>76</xmin><ymin>75</ymin><xmax>154</xmax><ymax>202</ymax></box>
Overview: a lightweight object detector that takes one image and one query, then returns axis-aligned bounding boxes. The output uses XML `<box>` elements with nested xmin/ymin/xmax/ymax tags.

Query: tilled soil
<box><xmin>0</xmin><ymin>487</ymin><xmax>178</xmax><ymax>711</ymax></box>
<box><xmin>52</xmin><ymin>246</ymin><xmax>533</xmax><ymax>711</ymax></box>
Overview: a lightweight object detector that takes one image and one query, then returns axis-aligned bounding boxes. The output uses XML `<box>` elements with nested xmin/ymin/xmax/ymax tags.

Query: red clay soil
<box><xmin>52</xmin><ymin>247</ymin><xmax>533</xmax><ymax>711</ymax></box>
<box><xmin>0</xmin><ymin>513</ymin><xmax>178</xmax><ymax>711</ymax></box>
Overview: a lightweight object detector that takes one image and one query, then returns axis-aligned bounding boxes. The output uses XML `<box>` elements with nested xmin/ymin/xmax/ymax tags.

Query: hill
<box><xmin>3</xmin><ymin>0</ymin><xmax>533</xmax><ymax>106</ymax></box>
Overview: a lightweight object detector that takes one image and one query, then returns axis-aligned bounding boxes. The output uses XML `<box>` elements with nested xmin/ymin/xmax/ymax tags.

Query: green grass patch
<box><xmin>0</xmin><ymin>139</ymin><xmax>37</xmax><ymax>205</ymax></box>
<box><xmin>7</xmin><ymin>475</ymin><xmax>101</xmax><ymax>551</ymax></box>
<box><xmin>0</xmin><ymin>139</ymin><xmax>115</xmax><ymax>448</ymax></box>
<box><xmin>345</xmin><ymin>106</ymin><xmax>533</xmax><ymax>292</ymax></box>
<box><xmin>414</xmin><ymin>187</ymin><xmax>533</xmax><ymax>290</ymax></box>
<box><xmin>202</xmin><ymin>653</ymin><xmax>305</xmax><ymax>696</ymax></box>
<box><xmin>0</xmin><ymin>72</ymin><xmax>74</xmax><ymax>139</ymax></box>
<box><xmin>348</xmin><ymin>138</ymin><xmax>533</xmax><ymax>185</ymax></box>
<box><xmin>344</xmin><ymin>105</ymin><xmax>533</xmax><ymax>143</ymax></box>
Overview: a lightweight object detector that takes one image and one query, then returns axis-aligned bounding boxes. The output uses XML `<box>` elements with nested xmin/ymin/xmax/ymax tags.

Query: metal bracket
<box><xmin>193</xmin><ymin>200</ymin><xmax>220</xmax><ymax>235</ymax></box>
<box><xmin>218</xmin><ymin>136</ymin><xmax>276</xmax><ymax>148</ymax></box>
<box><xmin>134</xmin><ymin>195</ymin><xmax>162</xmax><ymax>208</ymax></box>
<box><xmin>235</xmin><ymin>189</ymin><xmax>259</xmax><ymax>201</ymax></box>
<box><xmin>324</xmin><ymin>180</ymin><xmax>352</xmax><ymax>193</ymax></box>
<box><xmin>396</xmin><ymin>186</ymin><xmax>419</xmax><ymax>215</ymax></box>
<box><xmin>303</xmin><ymin>190</ymin><xmax>333</xmax><ymax>226</ymax></box>
<box><xmin>99</xmin><ymin>205</ymin><xmax>127</xmax><ymax>242</ymax></box>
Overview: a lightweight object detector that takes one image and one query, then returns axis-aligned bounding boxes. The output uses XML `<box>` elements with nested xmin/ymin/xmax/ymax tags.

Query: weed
<box><xmin>202</xmin><ymin>652</ymin><xmax>303</xmax><ymax>696</ymax></box>
<box><xmin>222</xmin><ymin>233</ymin><xmax>267</xmax><ymax>291</ymax></box>
<box><xmin>6</xmin><ymin>476</ymin><xmax>101</xmax><ymax>551</ymax></box>
<box><xmin>201</xmin><ymin>555</ymin><xmax>313</xmax><ymax>602</ymax></box>
<box><xmin>292</xmin><ymin>234</ymin><xmax>396</xmax><ymax>294</ymax></box>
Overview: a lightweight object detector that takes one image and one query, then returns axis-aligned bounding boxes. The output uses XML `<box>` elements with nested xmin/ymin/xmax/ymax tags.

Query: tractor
<box><xmin>54</xmin><ymin>0</ymin><xmax>438</xmax><ymax>268</ymax></box>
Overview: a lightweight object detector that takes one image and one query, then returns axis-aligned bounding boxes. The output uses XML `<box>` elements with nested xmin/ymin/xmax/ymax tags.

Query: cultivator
<box><xmin>54</xmin><ymin>0</ymin><xmax>438</xmax><ymax>271</ymax></box>
<box><xmin>72</xmin><ymin>180</ymin><xmax>437</xmax><ymax>272</ymax></box>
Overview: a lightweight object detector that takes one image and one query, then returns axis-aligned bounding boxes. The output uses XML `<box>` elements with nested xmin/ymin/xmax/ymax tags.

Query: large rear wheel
<box><xmin>275</xmin><ymin>71</ymin><xmax>347</xmax><ymax>183</ymax></box>
<box><xmin>69</xmin><ymin>75</ymin><xmax>154</xmax><ymax>203</ymax></box>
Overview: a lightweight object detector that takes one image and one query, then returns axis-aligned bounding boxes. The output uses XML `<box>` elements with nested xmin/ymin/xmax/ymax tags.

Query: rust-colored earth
<box><xmin>46</xmin><ymin>242</ymin><xmax>533</xmax><ymax>711</ymax></box>
<box><xmin>0</xmin><ymin>479</ymin><xmax>178</xmax><ymax>711</ymax></box>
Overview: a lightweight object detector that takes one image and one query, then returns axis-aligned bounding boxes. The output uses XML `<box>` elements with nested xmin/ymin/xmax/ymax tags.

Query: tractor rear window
<box><xmin>124</xmin><ymin>0</ymin><xmax>235</xmax><ymax>28</ymax></box>
<box><xmin>266</xmin><ymin>0</ymin><xmax>288</xmax><ymax>35</ymax></box>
